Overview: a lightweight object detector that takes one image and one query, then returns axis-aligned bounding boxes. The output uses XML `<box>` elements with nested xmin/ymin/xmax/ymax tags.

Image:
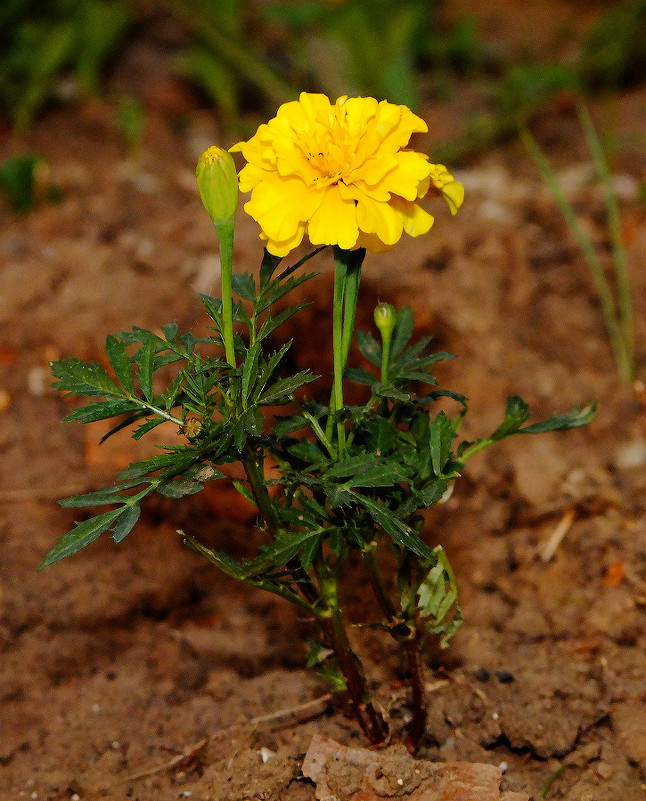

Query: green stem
<box><xmin>242</xmin><ymin>449</ymin><xmax>321</xmax><ymax>607</ymax></box>
<box><xmin>242</xmin><ymin>450</ymin><xmax>280</xmax><ymax>536</ymax></box>
<box><xmin>214</xmin><ymin>219</ymin><xmax>236</xmax><ymax>369</ymax></box>
<box><xmin>318</xmin><ymin>564</ymin><xmax>388</xmax><ymax>745</ymax></box>
<box><xmin>330</xmin><ymin>247</ymin><xmax>365</xmax><ymax>458</ymax></box>
<box><xmin>520</xmin><ymin>127</ymin><xmax>632</xmax><ymax>385</ymax></box>
<box><xmin>362</xmin><ymin>541</ymin><xmax>398</xmax><ymax>622</ymax></box>
<box><xmin>577</xmin><ymin>100</ymin><xmax>634</xmax><ymax>376</ymax></box>
<box><xmin>362</xmin><ymin>542</ymin><xmax>426</xmax><ymax>751</ymax></box>
<box><xmin>332</xmin><ymin>257</ymin><xmax>347</xmax><ymax>456</ymax></box>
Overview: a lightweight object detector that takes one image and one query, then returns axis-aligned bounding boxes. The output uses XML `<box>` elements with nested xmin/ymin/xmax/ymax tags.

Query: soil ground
<box><xmin>1</xmin><ymin>3</ymin><xmax>646</xmax><ymax>800</ymax></box>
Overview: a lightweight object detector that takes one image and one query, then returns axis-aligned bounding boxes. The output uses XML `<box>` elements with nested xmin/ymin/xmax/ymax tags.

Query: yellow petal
<box><xmin>364</xmin><ymin>150</ymin><xmax>430</xmax><ymax>201</ymax></box>
<box><xmin>355</xmin><ymin>191</ymin><xmax>404</xmax><ymax>246</ymax></box>
<box><xmin>441</xmin><ymin>180</ymin><xmax>464</xmax><ymax>215</ymax></box>
<box><xmin>390</xmin><ymin>196</ymin><xmax>435</xmax><ymax>237</ymax></box>
<box><xmin>237</xmin><ymin>162</ymin><xmax>271</xmax><ymax>193</ymax></box>
<box><xmin>244</xmin><ymin>176</ymin><xmax>322</xmax><ymax>241</ymax></box>
<box><xmin>277</xmin><ymin>92</ymin><xmax>333</xmax><ymax>129</ymax></box>
<box><xmin>354</xmin><ymin>230</ymin><xmax>394</xmax><ymax>253</ymax></box>
<box><xmin>265</xmin><ymin>222</ymin><xmax>307</xmax><ymax>257</ymax></box>
<box><xmin>307</xmin><ymin>186</ymin><xmax>359</xmax><ymax>249</ymax></box>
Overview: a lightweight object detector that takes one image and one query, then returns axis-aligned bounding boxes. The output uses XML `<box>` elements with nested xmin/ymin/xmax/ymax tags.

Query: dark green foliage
<box><xmin>43</xmin><ymin>245</ymin><xmax>595</xmax><ymax>664</ymax></box>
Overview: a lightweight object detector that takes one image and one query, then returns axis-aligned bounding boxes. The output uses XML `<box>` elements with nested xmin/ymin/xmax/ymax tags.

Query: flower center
<box><xmin>298</xmin><ymin>121</ymin><xmax>358</xmax><ymax>188</ymax></box>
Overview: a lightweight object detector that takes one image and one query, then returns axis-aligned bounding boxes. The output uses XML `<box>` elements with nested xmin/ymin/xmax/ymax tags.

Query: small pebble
<box><xmin>397</xmin><ymin>778</ymin><xmax>404</xmax><ymax>786</ymax></box>
<box><xmin>499</xmin><ymin>761</ymin><xmax>508</xmax><ymax>773</ymax></box>
<box><xmin>615</xmin><ymin>439</ymin><xmax>646</xmax><ymax>470</ymax></box>
<box><xmin>596</xmin><ymin>762</ymin><xmax>613</xmax><ymax>779</ymax></box>
<box><xmin>257</xmin><ymin>747</ymin><xmax>276</xmax><ymax>763</ymax></box>
<box><xmin>495</xmin><ymin>670</ymin><xmax>515</xmax><ymax>684</ymax></box>
<box><xmin>492</xmin><ymin>712</ymin><xmax>499</xmax><ymax>720</ymax></box>
<box><xmin>91</xmin><ymin>703</ymin><xmax>100</xmax><ymax>713</ymax></box>
<box><xmin>27</xmin><ymin>367</ymin><xmax>48</xmax><ymax>397</ymax></box>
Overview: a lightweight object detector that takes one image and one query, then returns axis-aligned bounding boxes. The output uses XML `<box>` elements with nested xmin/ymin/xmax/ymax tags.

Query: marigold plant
<box><xmin>42</xmin><ymin>92</ymin><xmax>594</xmax><ymax>752</ymax></box>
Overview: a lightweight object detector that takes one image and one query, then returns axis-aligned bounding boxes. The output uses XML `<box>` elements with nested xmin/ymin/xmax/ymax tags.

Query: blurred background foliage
<box><xmin>0</xmin><ymin>0</ymin><xmax>645</xmax><ymax>145</ymax></box>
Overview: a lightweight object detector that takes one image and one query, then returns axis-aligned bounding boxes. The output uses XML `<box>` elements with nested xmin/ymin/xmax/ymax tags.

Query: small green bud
<box><xmin>196</xmin><ymin>146</ymin><xmax>239</xmax><ymax>225</ymax></box>
<box><xmin>374</xmin><ymin>303</ymin><xmax>397</xmax><ymax>338</ymax></box>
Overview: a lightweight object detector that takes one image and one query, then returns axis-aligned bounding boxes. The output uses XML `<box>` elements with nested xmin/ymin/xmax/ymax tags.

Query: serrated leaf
<box><xmin>118</xmin><ymin>450</ymin><xmax>197</xmax><ymax>480</ymax></box>
<box><xmin>242</xmin><ymin>342</ymin><xmax>261</xmax><ymax>409</ymax></box>
<box><xmin>161</xmin><ymin>322</ymin><xmax>178</xmax><ymax>341</ymax></box>
<box><xmin>51</xmin><ymin>358</ymin><xmax>121</xmax><ymax>397</ymax></box>
<box><xmin>259</xmin><ymin>248</ymin><xmax>284</xmax><ymax>290</ymax></box>
<box><xmin>178</xmin><ymin>332</ymin><xmax>196</xmax><ymax>355</ymax></box>
<box><xmin>365</xmin><ymin>416</ymin><xmax>398</xmax><ymax>456</ymax></box>
<box><xmin>259</xmin><ymin>370</ymin><xmax>318</xmax><ymax>405</ymax></box>
<box><xmin>430</xmin><ymin>411</ymin><xmax>454</xmax><ymax>476</ymax></box>
<box><xmin>259</xmin><ymin>529</ymin><xmax>323</xmax><ymax>568</ymax></box>
<box><xmin>111</xmin><ymin>504</ymin><xmax>141</xmax><ymax>543</ymax></box>
<box><xmin>252</xmin><ymin>341</ymin><xmax>291</xmax><ymax>401</ymax></box>
<box><xmin>182</xmin><ymin>534</ymin><xmax>249</xmax><ymax>579</ymax></box>
<box><xmin>257</xmin><ymin>302</ymin><xmax>308</xmax><ymax>343</ymax></box>
<box><xmin>132</xmin><ymin>417</ymin><xmax>167</xmax><ymax>440</ymax></box>
<box><xmin>158</xmin><ymin>477</ymin><xmax>203</xmax><ymax>498</ymax></box>
<box><xmin>344</xmin><ymin>366</ymin><xmax>377</xmax><ymax>386</ymax></box>
<box><xmin>492</xmin><ymin>395</ymin><xmax>531</xmax><ymax>438</ymax></box>
<box><xmin>374</xmin><ymin>383</ymin><xmax>410</xmax><ymax>402</ymax></box>
<box><xmin>521</xmin><ymin>401</ymin><xmax>597</xmax><ymax>434</ymax></box>
<box><xmin>106</xmin><ymin>335</ymin><xmax>134</xmax><ymax>394</ymax></box>
<box><xmin>419</xmin><ymin>389</ymin><xmax>468</xmax><ymax>410</ymax></box>
<box><xmin>137</xmin><ymin>334</ymin><xmax>155</xmax><ymax>401</ymax></box>
<box><xmin>233</xmin><ymin>406</ymin><xmax>264</xmax><ymax>450</ymax></box>
<box><xmin>417</xmin><ymin>546</ymin><xmax>463</xmax><ymax>648</ymax></box>
<box><xmin>323</xmin><ymin>454</ymin><xmax>407</xmax><ymax>487</ymax></box>
<box><xmin>355</xmin><ymin>330</ymin><xmax>382</xmax><ymax>367</ymax></box>
<box><xmin>231</xmin><ymin>272</ymin><xmax>257</xmax><ymax>301</ymax></box>
<box><xmin>390</xmin><ymin>305</ymin><xmax>414</xmax><ymax>359</ymax></box>
<box><xmin>273</xmin><ymin>415</ymin><xmax>307</xmax><ymax>437</ymax></box>
<box><xmin>354</xmin><ymin>493</ymin><xmax>432</xmax><ymax>560</ymax></box>
<box><xmin>200</xmin><ymin>294</ymin><xmax>223</xmax><ymax>325</ymax></box>
<box><xmin>59</xmin><ymin>488</ymin><xmax>125</xmax><ymax>507</ymax></box>
<box><xmin>64</xmin><ymin>399</ymin><xmax>142</xmax><ymax>424</ymax></box>
<box><xmin>39</xmin><ymin>509</ymin><xmax>123</xmax><ymax>569</ymax></box>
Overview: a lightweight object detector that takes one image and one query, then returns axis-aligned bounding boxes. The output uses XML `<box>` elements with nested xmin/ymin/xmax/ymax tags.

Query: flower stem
<box><xmin>214</xmin><ymin>219</ymin><xmax>237</xmax><ymax>369</ymax></box>
<box><xmin>331</xmin><ymin>247</ymin><xmax>365</xmax><ymax>458</ymax></box>
<box><xmin>362</xmin><ymin>542</ymin><xmax>427</xmax><ymax>752</ymax></box>
<box><xmin>403</xmin><ymin>637</ymin><xmax>427</xmax><ymax>754</ymax></box>
<box><xmin>318</xmin><ymin>566</ymin><xmax>388</xmax><ymax>745</ymax></box>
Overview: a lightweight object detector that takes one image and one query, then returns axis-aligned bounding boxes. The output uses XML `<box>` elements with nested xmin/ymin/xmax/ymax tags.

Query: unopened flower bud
<box><xmin>374</xmin><ymin>303</ymin><xmax>397</xmax><ymax>339</ymax></box>
<box><xmin>196</xmin><ymin>146</ymin><xmax>239</xmax><ymax>225</ymax></box>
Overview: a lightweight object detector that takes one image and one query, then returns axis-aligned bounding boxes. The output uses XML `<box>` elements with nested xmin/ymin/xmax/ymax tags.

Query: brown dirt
<box><xmin>2</xmin><ymin>4</ymin><xmax>646</xmax><ymax>800</ymax></box>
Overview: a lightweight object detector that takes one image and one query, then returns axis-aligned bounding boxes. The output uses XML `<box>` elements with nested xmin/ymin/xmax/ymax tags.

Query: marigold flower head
<box><xmin>230</xmin><ymin>92</ymin><xmax>463</xmax><ymax>257</ymax></box>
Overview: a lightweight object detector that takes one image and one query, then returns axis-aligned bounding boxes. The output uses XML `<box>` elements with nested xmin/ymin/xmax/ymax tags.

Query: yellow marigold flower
<box><xmin>230</xmin><ymin>92</ymin><xmax>463</xmax><ymax>257</ymax></box>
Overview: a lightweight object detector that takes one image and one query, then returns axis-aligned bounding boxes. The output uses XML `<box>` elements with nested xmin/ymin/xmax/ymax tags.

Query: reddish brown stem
<box><xmin>404</xmin><ymin>636</ymin><xmax>427</xmax><ymax>754</ymax></box>
<box><xmin>319</xmin><ymin>610</ymin><xmax>387</xmax><ymax>745</ymax></box>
